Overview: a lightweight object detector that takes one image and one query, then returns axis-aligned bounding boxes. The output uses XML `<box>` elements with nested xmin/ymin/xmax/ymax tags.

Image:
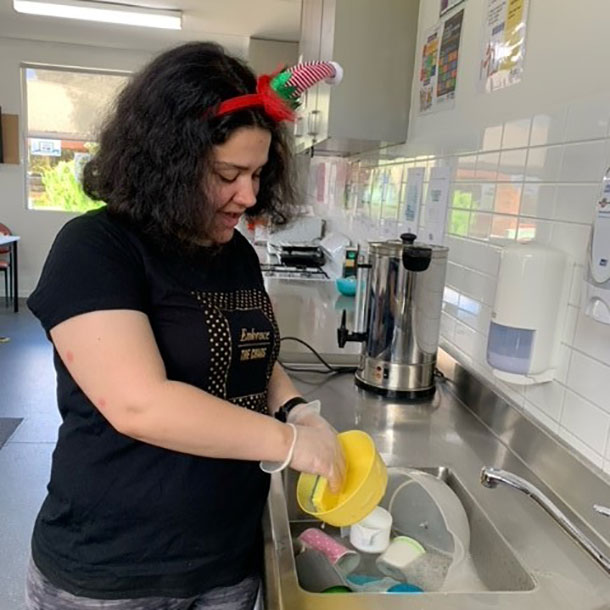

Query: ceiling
<box><xmin>0</xmin><ymin>0</ymin><xmax>302</xmax><ymax>53</ymax></box>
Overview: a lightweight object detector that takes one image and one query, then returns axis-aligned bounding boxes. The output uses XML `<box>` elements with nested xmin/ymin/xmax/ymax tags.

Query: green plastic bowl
<box><xmin>336</xmin><ymin>276</ymin><xmax>357</xmax><ymax>296</ymax></box>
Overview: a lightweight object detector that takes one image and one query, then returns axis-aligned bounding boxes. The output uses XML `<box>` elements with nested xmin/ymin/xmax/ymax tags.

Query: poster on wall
<box><xmin>423</xmin><ymin>166</ymin><xmax>451</xmax><ymax>245</ymax></box>
<box><xmin>418</xmin><ymin>9</ymin><xmax>464</xmax><ymax>114</ymax></box>
<box><xmin>308</xmin><ymin>156</ymin><xmax>349</xmax><ymax>210</ymax></box>
<box><xmin>403</xmin><ymin>167</ymin><xmax>425</xmax><ymax>234</ymax></box>
<box><xmin>436</xmin><ymin>9</ymin><xmax>464</xmax><ymax>107</ymax></box>
<box><xmin>479</xmin><ymin>0</ymin><xmax>530</xmax><ymax>93</ymax></box>
<box><xmin>418</xmin><ymin>24</ymin><xmax>441</xmax><ymax>113</ymax></box>
<box><xmin>440</xmin><ymin>0</ymin><xmax>466</xmax><ymax>17</ymax></box>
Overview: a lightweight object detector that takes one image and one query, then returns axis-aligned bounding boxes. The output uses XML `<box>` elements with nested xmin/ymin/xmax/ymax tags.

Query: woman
<box><xmin>26</xmin><ymin>42</ymin><xmax>345</xmax><ymax>609</ymax></box>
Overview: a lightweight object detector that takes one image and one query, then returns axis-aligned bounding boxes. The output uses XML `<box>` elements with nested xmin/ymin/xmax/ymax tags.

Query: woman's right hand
<box><xmin>289</xmin><ymin>424</ymin><xmax>346</xmax><ymax>494</ymax></box>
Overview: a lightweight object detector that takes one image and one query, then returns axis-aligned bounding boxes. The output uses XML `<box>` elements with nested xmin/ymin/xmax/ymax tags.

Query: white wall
<box><xmin>318</xmin><ymin>0</ymin><xmax>610</xmax><ymax>474</ymax></box>
<box><xmin>0</xmin><ymin>37</ymin><xmax>153</xmax><ymax>295</ymax></box>
<box><xmin>248</xmin><ymin>38</ymin><xmax>298</xmax><ymax>75</ymax></box>
<box><xmin>404</xmin><ymin>0</ymin><xmax>610</xmax><ymax>157</ymax></box>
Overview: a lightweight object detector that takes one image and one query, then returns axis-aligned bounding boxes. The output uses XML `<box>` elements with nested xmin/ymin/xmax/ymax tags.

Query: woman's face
<box><xmin>206</xmin><ymin>126</ymin><xmax>271</xmax><ymax>244</ymax></box>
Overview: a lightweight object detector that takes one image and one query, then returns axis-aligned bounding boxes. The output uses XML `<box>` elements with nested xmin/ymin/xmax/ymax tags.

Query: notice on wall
<box><xmin>479</xmin><ymin>0</ymin><xmax>530</xmax><ymax>93</ymax></box>
<box><xmin>308</xmin><ymin>156</ymin><xmax>349</xmax><ymax>209</ymax></box>
<box><xmin>440</xmin><ymin>0</ymin><xmax>466</xmax><ymax>17</ymax></box>
<box><xmin>418</xmin><ymin>24</ymin><xmax>441</xmax><ymax>113</ymax></box>
<box><xmin>423</xmin><ymin>167</ymin><xmax>452</xmax><ymax>245</ymax></box>
<box><xmin>403</xmin><ymin>167</ymin><xmax>425</xmax><ymax>233</ymax></box>
<box><xmin>418</xmin><ymin>10</ymin><xmax>464</xmax><ymax>114</ymax></box>
<box><xmin>436</xmin><ymin>9</ymin><xmax>464</xmax><ymax>106</ymax></box>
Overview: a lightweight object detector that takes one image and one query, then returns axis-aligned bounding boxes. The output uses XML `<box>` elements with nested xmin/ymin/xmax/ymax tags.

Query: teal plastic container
<box><xmin>336</xmin><ymin>276</ymin><xmax>357</xmax><ymax>296</ymax></box>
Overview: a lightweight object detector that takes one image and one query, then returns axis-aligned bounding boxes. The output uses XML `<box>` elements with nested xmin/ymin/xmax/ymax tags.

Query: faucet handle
<box><xmin>336</xmin><ymin>309</ymin><xmax>367</xmax><ymax>348</ymax></box>
<box><xmin>594</xmin><ymin>504</ymin><xmax>610</xmax><ymax>518</ymax></box>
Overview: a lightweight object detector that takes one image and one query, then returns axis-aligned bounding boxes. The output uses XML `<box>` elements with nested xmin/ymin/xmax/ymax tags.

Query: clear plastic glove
<box><xmin>286</xmin><ymin>399</ymin><xmax>329</xmax><ymax>428</ymax></box>
<box><xmin>289</xmin><ymin>421</ymin><xmax>346</xmax><ymax>494</ymax></box>
<box><xmin>287</xmin><ymin>400</ymin><xmax>341</xmax><ymax>441</ymax></box>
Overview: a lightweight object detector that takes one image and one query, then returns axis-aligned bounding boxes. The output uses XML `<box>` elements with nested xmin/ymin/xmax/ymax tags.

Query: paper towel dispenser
<box><xmin>486</xmin><ymin>242</ymin><xmax>568</xmax><ymax>385</ymax></box>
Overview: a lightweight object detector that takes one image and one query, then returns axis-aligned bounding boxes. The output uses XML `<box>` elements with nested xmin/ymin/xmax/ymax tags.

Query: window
<box><xmin>23</xmin><ymin>65</ymin><xmax>130</xmax><ymax>212</ymax></box>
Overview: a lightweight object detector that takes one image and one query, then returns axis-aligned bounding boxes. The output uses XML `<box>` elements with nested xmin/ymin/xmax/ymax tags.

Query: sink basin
<box><xmin>268</xmin><ymin>464</ymin><xmax>534</xmax><ymax>604</ymax></box>
<box><xmin>261</xmin><ymin>362</ymin><xmax>610</xmax><ymax>609</ymax></box>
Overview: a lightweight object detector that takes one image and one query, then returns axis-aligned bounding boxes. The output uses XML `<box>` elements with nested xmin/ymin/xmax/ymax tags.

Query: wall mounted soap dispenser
<box><xmin>584</xmin><ymin>166</ymin><xmax>610</xmax><ymax>324</ymax></box>
<box><xmin>486</xmin><ymin>242</ymin><xmax>568</xmax><ymax>385</ymax></box>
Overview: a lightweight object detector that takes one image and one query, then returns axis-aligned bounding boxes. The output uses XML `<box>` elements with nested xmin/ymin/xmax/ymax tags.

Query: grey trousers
<box><xmin>25</xmin><ymin>560</ymin><xmax>261</xmax><ymax>610</ymax></box>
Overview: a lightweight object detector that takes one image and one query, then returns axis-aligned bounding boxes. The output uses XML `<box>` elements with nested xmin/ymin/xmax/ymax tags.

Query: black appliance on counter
<box><xmin>277</xmin><ymin>244</ymin><xmax>326</xmax><ymax>268</ymax></box>
<box><xmin>260</xmin><ymin>263</ymin><xmax>329</xmax><ymax>279</ymax></box>
<box><xmin>261</xmin><ymin>242</ymin><xmax>330</xmax><ymax>280</ymax></box>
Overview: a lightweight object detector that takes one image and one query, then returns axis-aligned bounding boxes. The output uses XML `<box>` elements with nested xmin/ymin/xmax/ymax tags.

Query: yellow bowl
<box><xmin>296</xmin><ymin>430</ymin><xmax>388</xmax><ymax>527</ymax></box>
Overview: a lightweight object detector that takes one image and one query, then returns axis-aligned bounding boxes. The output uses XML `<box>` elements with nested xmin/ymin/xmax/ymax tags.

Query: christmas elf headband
<box><xmin>214</xmin><ymin>61</ymin><xmax>343</xmax><ymax>122</ymax></box>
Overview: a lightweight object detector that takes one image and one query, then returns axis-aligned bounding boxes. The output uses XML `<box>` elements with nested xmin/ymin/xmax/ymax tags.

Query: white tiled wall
<box><xmin>317</xmin><ymin>98</ymin><xmax>610</xmax><ymax>476</ymax></box>
<box><xmin>310</xmin><ymin>0</ymin><xmax>610</xmax><ymax>475</ymax></box>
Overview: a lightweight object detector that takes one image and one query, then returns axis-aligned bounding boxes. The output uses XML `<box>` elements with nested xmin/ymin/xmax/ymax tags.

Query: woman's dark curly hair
<box><xmin>83</xmin><ymin>41</ymin><xmax>298</xmax><ymax>249</ymax></box>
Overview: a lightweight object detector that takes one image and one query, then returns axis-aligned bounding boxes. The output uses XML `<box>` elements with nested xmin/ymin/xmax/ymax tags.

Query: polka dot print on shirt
<box><xmin>193</xmin><ymin>288</ymin><xmax>280</xmax><ymax>414</ymax></box>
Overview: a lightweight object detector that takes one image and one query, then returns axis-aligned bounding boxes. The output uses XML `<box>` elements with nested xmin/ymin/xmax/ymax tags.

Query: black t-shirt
<box><xmin>27</xmin><ymin>208</ymin><xmax>279</xmax><ymax>599</ymax></box>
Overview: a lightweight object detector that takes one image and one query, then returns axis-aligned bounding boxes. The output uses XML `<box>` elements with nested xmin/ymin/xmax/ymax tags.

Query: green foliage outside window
<box><xmin>452</xmin><ymin>189</ymin><xmax>473</xmax><ymax>209</ymax></box>
<box><xmin>37</xmin><ymin>160</ymin><xmax>104</xmax><ymax>213</ymax></box>
<box><xmin>449</xmin><ymin>209</ymin><xmax>470</xmax><ymax>236</ymax></box>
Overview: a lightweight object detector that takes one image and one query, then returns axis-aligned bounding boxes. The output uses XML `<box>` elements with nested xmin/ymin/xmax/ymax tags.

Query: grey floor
<box><xmin>0</xmin><ymin>301</ymin><xmax>60</xmax><ymax>610</ymax></box>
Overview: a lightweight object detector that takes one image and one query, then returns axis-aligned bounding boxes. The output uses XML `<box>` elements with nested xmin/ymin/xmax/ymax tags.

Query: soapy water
<box><xmin>351</xmin><ymin>546</ymin><xmax>452</xmax><ymax>592</ymax></box>
<box><xmin>443</xmin><ymin>554</ymin><xmax>488</xmax><ymax>592</ymax></box>
<box><xmin>398</xmin><ymin>550</ymin><xmax>453</xmax><ymax>591</ymax></box>
<box><xmin>344</xmin><ymin>549</ymin><xmax>489</xmax><ymax>593</ymax></box>
<box><xmin>294</xmin><ymin>523</ymin><xmax>489</xmax><ymax>594</ymax></box>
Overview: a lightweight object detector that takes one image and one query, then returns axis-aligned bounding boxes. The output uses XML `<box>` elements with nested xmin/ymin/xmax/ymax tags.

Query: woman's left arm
<box><xmin>267</xmin><ymin>362</ymin><xmax>303</xmax><ymax>415</ymax></box>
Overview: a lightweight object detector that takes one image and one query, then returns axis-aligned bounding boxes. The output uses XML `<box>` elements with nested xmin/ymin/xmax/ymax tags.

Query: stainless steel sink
<box><xmin>285</xmin><ymin>465</ymin><xmax>534</xmax><ymax>593</ymax></box>
<box><xmin>261</xmin><ymin>355</ymin><xmax>610</xmax><ymax>609</ymax></box>
<box><xmin>263</xmin><ymin>464</ymin><xmax>536</xmax><ymax>609</ymax></box>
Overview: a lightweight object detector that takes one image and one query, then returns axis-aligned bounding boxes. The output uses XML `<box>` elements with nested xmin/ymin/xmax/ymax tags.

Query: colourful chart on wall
<box><xmin>440</xmin><ymin>0</ymin><xmax>466</xmax><ymax>17</ymax></box>
<box><xmin>479</xmin><ymin>0</ymin><xmax>530</xmax><ymax>92</ymax></box>
<box><xmin>418</xmin><ymin>24</ymin><xmax>440</xmax><ymax>113</ymax></box>
<box><xmin>437</xmin><ymin>9</ymin><xmax>464</xmax><ymax>105</ymax></box>
<box><xmin>418</xmin><ymin>10</ymin><xmax>464</xmax><ymax>114</ymax></box>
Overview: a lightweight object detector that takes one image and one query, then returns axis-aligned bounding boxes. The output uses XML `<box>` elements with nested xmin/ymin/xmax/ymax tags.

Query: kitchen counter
<box><xmin>265</xmin><ymin>278</ymin><xmax>361</xmax><ymax>364</ymax></box>
<box><xmin>261</xmin><ymin>350</ymin><xmax>610</xmax><ymax>609</ymax></box>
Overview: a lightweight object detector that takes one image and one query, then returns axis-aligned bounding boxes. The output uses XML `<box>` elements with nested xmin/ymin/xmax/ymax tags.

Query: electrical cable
<box><xmin>279</xmin><ymin>336</ymin><xmax>357</xmax><ymax>375</ymax></box>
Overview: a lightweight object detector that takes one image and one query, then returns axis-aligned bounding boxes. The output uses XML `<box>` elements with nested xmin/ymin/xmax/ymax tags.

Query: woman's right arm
<box><xmin>50</xmin><ymin>308</ymin><xmax>344</xmax><ymax>490</ymax></box>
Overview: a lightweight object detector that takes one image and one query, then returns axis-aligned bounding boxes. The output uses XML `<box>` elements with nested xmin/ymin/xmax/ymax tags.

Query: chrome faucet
<box><xmin>594</xmin><ymin>504</ymin><xmax>610</xmax><ymax>518</ymax></box>
<box><xmin>480</xmin><ymin>467</ymin><xmax>610</xmax><ymax>574</ymax></box>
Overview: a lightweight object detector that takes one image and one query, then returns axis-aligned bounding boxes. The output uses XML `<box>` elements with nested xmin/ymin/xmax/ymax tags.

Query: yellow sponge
<box><xmin>311</xmin><ymin>475</ymin><xmax>329</xmax><ymax>511</ymax></box>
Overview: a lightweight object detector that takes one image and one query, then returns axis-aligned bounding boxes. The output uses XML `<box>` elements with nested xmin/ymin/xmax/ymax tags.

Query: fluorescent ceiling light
<box><xmin>13</xmin><ymin>0</ymin><xmax>182</xmax><ymax>30</ymax></box>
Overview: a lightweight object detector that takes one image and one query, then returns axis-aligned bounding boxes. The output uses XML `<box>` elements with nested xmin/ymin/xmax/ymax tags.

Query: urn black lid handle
<box><xmin>400</xmin><ymin>233</ymin><xmax>432</xmax><ymax>272</ymax></box>
<box><xmin>400</xmin><ymin>233</ymin><xmax>417</xmax><ymax>245</ymax></box>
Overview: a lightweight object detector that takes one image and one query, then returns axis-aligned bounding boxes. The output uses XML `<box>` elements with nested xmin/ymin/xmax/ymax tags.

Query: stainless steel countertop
<box><xmin>262</xmin><ymin>355</ymin><xmax>610</xmax><ymax>609</ymax></box>
<box><xmin>265</xmin><ymin>278</ymin><xmax>361</xmax><ymax>363</ymax></box>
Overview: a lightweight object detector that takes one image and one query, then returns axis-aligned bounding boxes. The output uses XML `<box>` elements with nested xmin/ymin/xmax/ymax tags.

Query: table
<box><xmin>0</xmin><ymin>235</ymin><xmax>20</xmax><ymax>312</ymax></box>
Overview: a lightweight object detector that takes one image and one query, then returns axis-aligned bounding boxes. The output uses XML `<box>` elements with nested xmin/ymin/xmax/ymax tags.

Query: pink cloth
<box><xmin>298</xmin><ymin>528</ymin><xmax>359</xmax><ymax>573</ymax></box>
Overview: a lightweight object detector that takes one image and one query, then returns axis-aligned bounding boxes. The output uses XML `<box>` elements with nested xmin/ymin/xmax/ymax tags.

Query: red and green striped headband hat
<box><xmin>214</xmin><ymin>61</ymin><xmax>343</xmax><ymax>123</ymax></box>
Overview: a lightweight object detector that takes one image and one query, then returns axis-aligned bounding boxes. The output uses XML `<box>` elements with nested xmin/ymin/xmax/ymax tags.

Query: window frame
<box><xmin>20</xmin><ymin>62</ymin><xmax>131</xmax><ymax>213</ymax></box>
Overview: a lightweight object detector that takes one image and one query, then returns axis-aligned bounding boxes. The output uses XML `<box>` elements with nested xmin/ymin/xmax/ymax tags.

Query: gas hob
<box><xmin>260</xmin><ymin>263</ymin><xmax>330</xmax><ymax>280</ymax></box>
